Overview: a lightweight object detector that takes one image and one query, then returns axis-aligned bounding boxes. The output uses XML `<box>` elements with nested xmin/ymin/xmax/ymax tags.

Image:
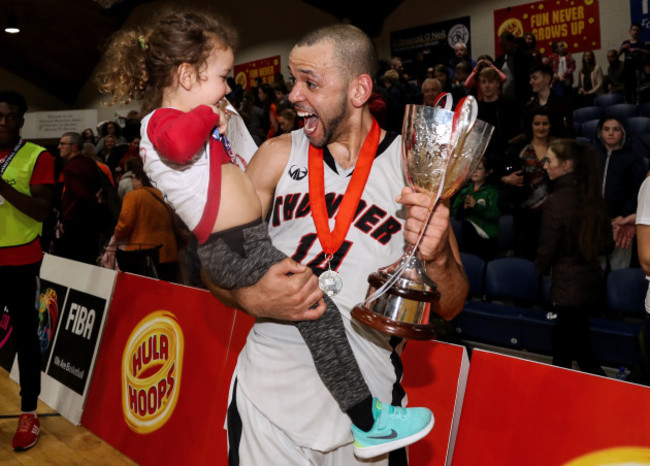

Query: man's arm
<box><xmin>397</xmin><ymin>187</ymin><xmax>468</xmax><ymax>320</ymax></box>
<box><xmin>0</xmin><ymin>180</ymin><xmax>52</xmax><ymax>222</ymax></box>
<box><xmin>204</xmin><ymin>133</ymin><xmax>327</xmax><ymax>320</ymax></box>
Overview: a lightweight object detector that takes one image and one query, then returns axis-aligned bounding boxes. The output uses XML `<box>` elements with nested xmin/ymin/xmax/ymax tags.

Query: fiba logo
<box><xmin>37</xmin><ymin>288</ymin><xmax>59</xmax><ymax>353</ymax></box>
<box><xmin>448</xmin><ymin>24</ymin><xmax>470</xmax><ymax>48</ymax></box>
<box><xmin>288</xmin><ymin>165</ymin><xmax>308</xmax><ymax>180</ymax></box>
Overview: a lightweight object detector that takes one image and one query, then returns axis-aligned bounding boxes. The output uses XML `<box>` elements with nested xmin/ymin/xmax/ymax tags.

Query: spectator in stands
<box><xmin>258</xmin><ymin>83</ymin><xmax>279</xmax><ymax>140</ymax></box>
<box><xmin>96</xmin><ymin>120</ymin><xmax>126</xmax><ymax>153</ymax></box>
<box><xmin>523</xmin><ymin>32</ymin><xmax>543</xmax><ymax>64</ymax></box>
<box><xmin>476</xmin><ymin>67</ymin><xmax>521</xmax><ymax>186</ymax></box>
<box><xmin>637</xmin><ymin>54</ymin><xmax>650</xmax><ymax>104</ymax></box>
<box><xmin>619</xmin><ymin>23</ymin><xmax>647</xmax><ymax>104</ymax></box>
<box><xmin>117</xmin><ymin>156</ymin><xmax>140</xmax><ymax>199</ymax></box>
<box><xmin>576</xmin><ymin>50</ymin><xmax>605</xmax><ymax>108</ymax></box>
<box><xmin>277</xmin><ymin>108</ymin><xmax>298</xmax><ymax>135</ymax></box>
<box><xmin>106</xmin><ymin>165</ymin><xmax>179</xmax><ymax>282</ymax></box>
<box><xmin>501</xmin><ymin>108</ymin><xmax>555</xmax><ymax>259</ymax></box>
<box><xmin>121</xmin><ymin>109</ymin><xmax>141</xmax><ymax>143</ymax></box>
<box><xmin>451</xmin><ymin>157</ymin><xmax>500</xmax><ymax>260</ymax></box>
<box><xmin>464</xmin><ymin>55</ymin><xmax>507</xmax><ymax>100</ymax></box>
<box><xmin>433</xmin><ymin>64</ymin><xmax>453</xmax><ymax>94</ymax></box>
<box><xmin>82</xmin><ymin>128</ymin><xmax>96</xmax><ymax>146</ymax></box>
<box><xmin>54</xmin><ymin>132</ymin><xmax>103</xmax><ymax>265</ymax></box>
<box><xmin>272</xmin><ymin>81</ymin><xmax>292</xmax><ymax>112</ymax></box>
<box><xmin>382</xmin><ymin>69</ymin><xmax>408</xmax><ymax>133</ymax></box>
<box><xmin>240</xmin><ymin>87</ymin><xmax>266</xmax><ymax>145</ymax></box>
<box><xmin>594</xmin><ymin>115</ymin><xmax>646</xmax><ymax>269</ymax></box>
<box><xmin>421</xmin><ymin>78</ymin><xmax>442</xmax><ymax>107</ymax></box>
<box><xmin>605</xmin><ymin>49</ymin><xmax>625</xmax><ymax>94</ymax></box>
<box><xmin>524</xmin><ymin>63</ymin><xmax>574</xmax><ymax>137</ymax></box>
<box><xmin>449</xmin><ymin>42</ymin><xmax>475</xmax><ymax>79</ymax></box>
<box><xmin>544</xmin><ymin>41</ymin><xmax>576</xmax><ymax>99</ymax></box>
<box><xmin>536</xmin><ymin>139</ymin><xmax>612</xmax><ymax>375</ymax></box>
<box><xmin>496</xmin><ymin>32</ymin><xmax>535</xmax><ymax>108</ymax></box>
<box><xmin>97</xmin><ymin>134</ymin><xmax>125</xmax><ymax>177</ymax></box>
<box><xmin>81</xmin><ymin>142</ymin><xmax>114</xmax><ymax>187</ymax></box>
<box><xmin>0</xmin><ymin>90</ymin><xmax>55</xmax><ymax>452</ymax></box>
<box><xmin>451</xmin><ymin>61</ymin><xmax>471</xmax><ymax>101</ymax></box>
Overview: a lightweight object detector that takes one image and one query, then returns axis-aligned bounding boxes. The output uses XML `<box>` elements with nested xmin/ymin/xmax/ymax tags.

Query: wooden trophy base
<box><xmin>351</xmin><ymin>305</ymin><xmax>437</xmax><ymax>340</ymax></box>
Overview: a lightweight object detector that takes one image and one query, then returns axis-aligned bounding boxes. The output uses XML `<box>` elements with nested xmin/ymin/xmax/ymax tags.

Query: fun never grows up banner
<box><xmin>494</xmin><ymin>0</ymin><xmax>601</xmax><ymax>57</ymax></box>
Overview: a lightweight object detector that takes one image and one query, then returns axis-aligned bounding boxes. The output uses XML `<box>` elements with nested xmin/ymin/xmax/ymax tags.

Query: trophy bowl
<box><xmin>351</xmin><ymin>99</ymin><xmax>494</xmax><ymax>340</ymax></box>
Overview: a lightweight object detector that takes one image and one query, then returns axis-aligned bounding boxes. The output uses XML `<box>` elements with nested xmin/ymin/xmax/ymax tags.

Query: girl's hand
<box><xmin>210</xmin><ymin>102</ymin><xmax>230</xmax><ymax>135</ymax></box>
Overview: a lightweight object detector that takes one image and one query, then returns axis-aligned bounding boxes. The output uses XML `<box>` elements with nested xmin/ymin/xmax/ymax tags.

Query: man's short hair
<box><xmin>0</xmin><ymin>90</ymin><xmax>27</xmax><ymax>116</ymax></box>
<box><xmin>382</xmin><ymin>69</ymin><xmax>399</xmax><ymax>85</ymax></box>
<box><xmin>422</xmin><ymin>78</ymin><xmax>442</xmax><ymax>92</ymax></box>
<box><xmin>62</xmin><ymin>132</ymin><xmax>83</xmax><ymax>149</ymax></box>
<box><xmin>295</xmin><ymin>24</ymin><xmax>378</xmax><ymax>79</ymax></box>
<box><xmin>530</xmin><ymin>63</ymin><xmax>553</xmax><ymax>78</ymax></box>
<box><xmin>434</xmin><ymin>64</ymin><xmax>450</xmax><ymax>76</ymax></box>
<box><xmin>479</xmin><ymin>67</ymin><xmax>500</xmax><ymax>82</ymax></box>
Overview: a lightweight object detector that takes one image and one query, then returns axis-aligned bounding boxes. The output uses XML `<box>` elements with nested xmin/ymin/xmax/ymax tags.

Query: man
<box><xmin>495</xmin><ymin>32</ymin><xmax>535</xmax><ymax>108</ymax></box>
<box><xmin>449</xmin><ymin>42</ymin><xmax>476</xmax><ymax>79</ymax></box>
<box><xmin>544</xmin><ymin>41</ymin><xmax>576</xmax><ymax>97</ymax></box>
<box><xmin>422</xmin><ymin>78</ymin><xmax>442</xmax><ymax>106</ymax></box>
<box><xmin>523</xmin><ymin>64</ymin><xmax>573</xmax><ymax>137</ymax></box>
<box><xmin>606</xmin><ymin>49</ymin><xmax>625</xmax><ymax>94</ymax></box>
<box><xmin>54</xmin><ymin>132</ymin><xmax>103</xmax><ymax>264</ymax></box>
<box><xmin>215</xmin><ymin>25</ymin><xmax>468</xmax><ymax>465</ymax></box>
<box><xmin>0</xmin><ymin>90</ymin><xmax>55</xmax><ymax>451</ymax></box>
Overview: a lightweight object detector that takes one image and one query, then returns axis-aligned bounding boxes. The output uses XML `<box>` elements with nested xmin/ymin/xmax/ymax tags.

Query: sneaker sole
<box><xmin>353</xmin><ymin>414</ymin><xmax>435</xmax><ymax>459</ymax></box>
<box><xmin>13</xmin><ymin>435</ymin><xmax>39</xmax><ymax>452</ymax></box>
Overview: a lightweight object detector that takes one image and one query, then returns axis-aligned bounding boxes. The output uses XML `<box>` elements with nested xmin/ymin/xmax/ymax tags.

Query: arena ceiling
<box><xmin>0</xmin><ymin>0</ymin><xmax>401</xmax><ymax>104</ymax></box>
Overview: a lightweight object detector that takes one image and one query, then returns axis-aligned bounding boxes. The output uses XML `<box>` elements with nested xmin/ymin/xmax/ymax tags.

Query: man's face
<box><xmin>530</xmin><ymin>71</ymin><xmax>550</xmax><ymax>94</ymax></box>
<box><xmin>455</xmin><ymin>44</ymin><xmax>467</xmax><ymax>59</ymax></box>
<box><xmin>556</xmin><ymin>42</ymin><xmax>567</xmax><ymax>56</ymax></box>
<box><xmin>422</xmin><ymin>82</ymin><xmax>441</xmax><ymax>106</ymax></box>
<box><xmin>631</xmin><ymin>25</ymin><xmax>642</xmax><ymax>39</ymax></box>
<box><xmin>0</xmin><ymin>102</ymin><xmax>24</xmax><ymax>148</ymax></box>
<box><xmin>434</xmin><ymin>71</ymin><xmax>447</xmax><ymax>86</ymax></box>
<box><xmin>58</xmin><ymin>136</ymin><xmax>75</xmax><ymax>161</ymax></box>
<box><xmin>288</xmin><ymin>42</ymin><xmax>350</xmax><ymax>148</ymax></box>
<box><xmin>607</xmin><ymin>51</ymin><xmax>618</xmax><ymax>64</ymax></box>
<box><xmin>479</xmin><ymin>77</ymin><xmax>500</xmax><ymax>100</ymax></box>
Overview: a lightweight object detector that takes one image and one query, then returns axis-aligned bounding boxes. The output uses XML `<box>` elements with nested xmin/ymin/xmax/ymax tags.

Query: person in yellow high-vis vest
<box><xmin>0</xmin><ymin>90</ymin><xmax>54</xmax><ymax>452</ymax></box>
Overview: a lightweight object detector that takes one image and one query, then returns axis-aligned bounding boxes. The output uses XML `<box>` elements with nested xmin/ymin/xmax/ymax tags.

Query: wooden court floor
<box><xmin>0</xmin><ymin>368</ymin><xmax>136</xmax><ymax>465</ymax></box>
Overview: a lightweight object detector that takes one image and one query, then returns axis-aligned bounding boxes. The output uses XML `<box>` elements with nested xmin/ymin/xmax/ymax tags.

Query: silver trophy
<box><xmin>352</xmin><ymin>97</ymin><xmax>494</xmax><ymax>340</ymax></box>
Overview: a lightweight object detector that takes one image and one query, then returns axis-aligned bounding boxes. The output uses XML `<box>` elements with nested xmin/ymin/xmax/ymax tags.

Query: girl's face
<box><xmin>470</xmin><ymin>161</ymin><xmax>489</xmax><ymax>183</ymax></box>
<box><xmin>131</xmin><ymin>176</ymin><xmax>143</xmax><ymax>189</ymax></box>
<box><xmin>532</xmin><ymin>115</ymin><xmax>551</xmax><ymax>140</ymax></box>
<box><xmin>107</xmin><ymin>123</ymin><xmax>116</xmax><ymax>134</ymax></box>
<box><xmin>104</xmin><ymin>136</ymin><xmax>116</xmax><ymax>149</ymax></box>
<box><xmin>543</xmin><ymin>148</ymin><xmax>571</xmax><ymax>180</ymax></box>
<box><xmin>583</xmin><ymin>51</ymin><xmax>594</xmax><ymax>65</ymax></box>
<box><xmin>601</xmin><ymin>119</ymin><xmax>624</xmax><ymax>149</ymax></box>
<box><xmin>186</xmin><ymin>46</ymin><xmax>234</xmax><ymax>110</ymax></box>
<box><xmin>278</xmin><ymin>116</ymin><xmax>292</xmax><ymax>133</ymax></box>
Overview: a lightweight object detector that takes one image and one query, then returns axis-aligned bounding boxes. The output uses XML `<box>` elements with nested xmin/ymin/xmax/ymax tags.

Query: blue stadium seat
<box><xmin>606</xmin><ymin>267</ymin><xmax>647</xmax><ymax>315</ymax></box>
<box><xmin>639</xmin><ymin>102</ymin><xmax>650</xmax><ymax>117</ymax></box>
<box><xmin>484</xmin><ymin>257</ymin><xmax>539</xmax><ymax>304</ymax></box>
<box><xmin>497</xmin><ymin>214</ymin><xmax>514</xmax><ymax>254</ymax></box>
<box><xmin>460</xmin><ymin>252</ymin><xmax>485</xmax><ymax>298</ymax></box>
<box><xmin>576</xmin><ymin>136</ymin><xmax>592</xmax><ymax>145</ymax></box>
<box><xmin>625</xmin><ymin>116</ymin><xmax>650</xmax><ymax>139</ymax></box>
<box><xmin>594</xmin><ymin>93</ymin><xmax>624</xmax><ymax>108</ymax></box>
<box><xmin>573</xmin><ymin>106</ymin><xmax>603</xmax><ymax>124</ymax></box>
<box><xmin>604</xmin><ymin>103</ymin><xmax>637</xmax><ymax>121</ymax></box>
<box><xmin>580</xmin><ymin>119</ymin><xmax>600</xmax><ymax>140</ymax></box>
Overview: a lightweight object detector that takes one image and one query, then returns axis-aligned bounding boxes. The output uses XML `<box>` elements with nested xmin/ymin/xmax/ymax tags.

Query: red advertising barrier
<box><xmin>493</xmin><ymin>0</ymin><xmax>601</xmax><ymax>57</ymax></box>
<box><xmin>81</xmin><ymin>272</ymin><xmax>247</xmax><ymax>464</ymax></box>
<box><xmin>452</xmin><ymin>350</ymin><xmax>650</xmax><ymax>465</ymax></box>
<box><xmin>402</xmin><ymin>340</ymin><xmax>469</xmax><ymax>465</ymax></box>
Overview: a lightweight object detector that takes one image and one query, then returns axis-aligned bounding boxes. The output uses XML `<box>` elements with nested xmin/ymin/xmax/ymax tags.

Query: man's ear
<box><xmin>350</xmin><ymin>73</ymin><xmax>374</xmax><ymax>108</ymax></box>
<box><xmin>177</xmin><ymin>63</ymin><xmax>197</xmax><ymax>91</ymax></box>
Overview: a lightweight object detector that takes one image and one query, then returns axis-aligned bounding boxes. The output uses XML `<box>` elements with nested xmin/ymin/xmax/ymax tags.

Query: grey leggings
<box><xmin>198</xmin><ymin>219</ymin><xmax>371</xmax><ymax>411</ymax></box>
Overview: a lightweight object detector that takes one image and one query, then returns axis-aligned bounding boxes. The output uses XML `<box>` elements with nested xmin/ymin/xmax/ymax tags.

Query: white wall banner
<box><xmin>22</xmin><ymin>109</ymin><xmax>98</xmax><ymax>140</ymax></box>
<box><xmin>10</xmin><ymin>254</ymin><xmax>116</xmax><ymax>425</ymax></box>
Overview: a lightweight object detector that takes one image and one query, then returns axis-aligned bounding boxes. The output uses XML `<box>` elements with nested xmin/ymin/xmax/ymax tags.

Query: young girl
<box><xmin>96</xmin><ymin>9</ymin><xmax>432</xmax><ymax>459</ymax></box>
<box><xmin>452</xmin><ymin>157</ymin><xmax>500</xmax><ymax>260</ymax></box>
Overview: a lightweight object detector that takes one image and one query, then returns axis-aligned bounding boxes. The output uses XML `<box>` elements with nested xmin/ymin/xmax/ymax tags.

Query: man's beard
<box><xmin>310</xmin><ymin>97</ymin><xmax>347</xmax><ymax>149</ymax></box>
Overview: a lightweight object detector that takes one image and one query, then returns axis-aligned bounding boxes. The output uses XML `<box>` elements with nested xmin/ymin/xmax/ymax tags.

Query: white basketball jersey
<box><xmin>235</xmin><ymin>128</ymin><xmax>409</xmax><ymax>452</ymax></box>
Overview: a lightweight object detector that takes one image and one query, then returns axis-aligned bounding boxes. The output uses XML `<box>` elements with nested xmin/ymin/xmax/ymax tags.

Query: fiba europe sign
<box><xmin>122</xmin><ymin>311</ymin><xmax>184</xmax><ymax>434</ymax></box>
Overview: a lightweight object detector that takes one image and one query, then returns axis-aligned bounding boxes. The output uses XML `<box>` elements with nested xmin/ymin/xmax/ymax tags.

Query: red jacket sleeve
<box><xmin>147</xmin><ymin>106</ymin><xmax>220</xmax><ymax>163</ymax></box>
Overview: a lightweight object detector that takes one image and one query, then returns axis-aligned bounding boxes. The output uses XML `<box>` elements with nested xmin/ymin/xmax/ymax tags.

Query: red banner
<box><xmin>233</xmin><ymin>55</ymin><xmax>281</xmax><ymax>90</ymax></box>
<box><xmin>452</xmin><ymin>350</ymin><xmax>650</xmax><ymax>465</ymax></box>
<box><xmin>81</xmin><ymin>272</ymin><xmax>253</xmax><ymax>465</ymax></box>
<box><xmin>494</xmin><ymin>0</ymin><xmax>600</xmax><ymax>58</ymax></box>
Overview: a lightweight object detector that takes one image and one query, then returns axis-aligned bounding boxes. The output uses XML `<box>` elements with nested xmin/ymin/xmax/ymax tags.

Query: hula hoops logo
<box><xmin>38</xmin><ymin>288</ymin><xmax>59</xmax><ymax>353</ymax></box>
<box><xmin>122</xmin><ymin>311</ymin><xmax>184</xmax><ymax>434</ymax></box>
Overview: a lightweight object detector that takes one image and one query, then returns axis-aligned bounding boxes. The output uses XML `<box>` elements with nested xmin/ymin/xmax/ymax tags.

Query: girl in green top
<box><xmin>452</xmin><ymin>157</ymin><xmax>500</xmax><ymax>260</ymax></box>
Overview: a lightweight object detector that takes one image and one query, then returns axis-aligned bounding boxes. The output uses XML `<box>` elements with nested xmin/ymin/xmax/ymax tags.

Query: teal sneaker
<box><xmin>351</xmin><ymin>398</ymin><xmax>434</xmax><ymax>459</ymax></box>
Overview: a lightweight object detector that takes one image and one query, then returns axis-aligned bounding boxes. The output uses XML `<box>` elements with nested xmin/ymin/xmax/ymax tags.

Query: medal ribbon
<box><xmin>308</xmin><ymin>118</ymin><xmax>380</xmax><ymax>258</ymax></box>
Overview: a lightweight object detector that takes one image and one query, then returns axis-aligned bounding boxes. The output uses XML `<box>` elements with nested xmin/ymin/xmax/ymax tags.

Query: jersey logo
<box><xmin>288</xmin><ymin>165</ymin><xmax>308</xmax><ymax>180</ymax></box>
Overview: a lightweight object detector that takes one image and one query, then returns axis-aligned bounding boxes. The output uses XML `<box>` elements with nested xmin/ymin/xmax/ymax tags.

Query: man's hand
<box><xmin>230</xmin><ymin>258</ymin><xmax>326</xmax><ymax>321</ymax></box>
<box><xmin>397</xmin><ymin>187</ymin><xmax>452</xmax><ymax>264</ymax></box>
